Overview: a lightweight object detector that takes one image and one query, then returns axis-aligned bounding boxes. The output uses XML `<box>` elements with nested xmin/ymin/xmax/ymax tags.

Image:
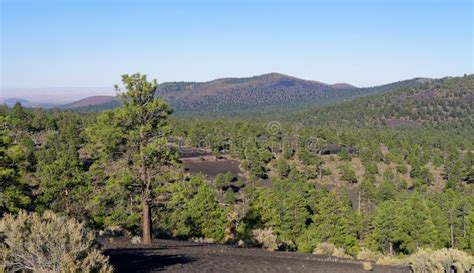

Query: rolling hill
<box><xmin>62</xmin><ymin>73</ymin><xmax>426</xmax><ymax>114</ymax></box>
<box><xmin>1</xmin><ymin>98</ymin><xmax>30</xmax><ymax>107</ymax></box>
<box><xmin>155</xmin><ymin>73</ymin><xmax>427</xmax><ymax>114</ymax></box>
<box><xmin>290</xmin><ymin>75</ymin><xmax>474</xmax><ymax>128</ymax></box>
<box><xmin>61</xmin><ymin>96</ymin><xmax>120</xmax><ymax>110</ymax></box>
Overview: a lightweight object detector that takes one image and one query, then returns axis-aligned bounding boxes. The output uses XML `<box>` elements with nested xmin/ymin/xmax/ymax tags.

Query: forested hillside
<box><xmin>154</xmin><ymin>73</ymin><xmax>426</xmax><ymax>114</ymax></box>
<box><xmin>63</xmin><ymin>73</ymin><xmax>425</xmax><ymax>114</ymax></box>
<box><xmin>290</xmin><ymin>75</ymin><xmax>473</xmax><ymax>129</ymax></box>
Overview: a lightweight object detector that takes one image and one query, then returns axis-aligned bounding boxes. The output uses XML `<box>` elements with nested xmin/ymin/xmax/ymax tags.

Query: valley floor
<box><xmin>103</xmin><ymin>238</ymin><xmax>410</xmax><ymax>273</ymax></box>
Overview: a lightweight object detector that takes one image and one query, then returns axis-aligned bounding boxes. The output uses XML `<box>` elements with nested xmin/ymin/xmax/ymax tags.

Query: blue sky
<box><xmin>1</xmin><ymin>0</ymin><xmax>473</xmax><ymax>93</ymax></box>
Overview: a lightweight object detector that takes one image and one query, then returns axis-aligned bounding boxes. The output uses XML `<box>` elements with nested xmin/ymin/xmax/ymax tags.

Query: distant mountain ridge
<box><xmin>1</xmin><ymin>98</ymin><xmax>30</xmax><ymax>106</ymax></box>
<box><xmin>61</xmin><ymin>96</ymin><xmax>120</xmax><ymax>109</ymax></box>
<box><xmin>290</xmin><ymin>75</ymin><xmax>474</xmax><ymax>128</ymax></box>
<box><xmin>156</xmin><ymin>73</ymin><xmax>426</xmax><ymax>114</ymax></box>
<box><xmin>61</xmin><ymin>73</ymin><xmax>428</xmax><ymax>114</ymax></box>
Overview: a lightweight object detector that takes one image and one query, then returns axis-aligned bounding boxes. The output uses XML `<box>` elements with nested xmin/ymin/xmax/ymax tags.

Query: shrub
<box><xmin>191</xmin><ymin>237</ymin><xmax>216</xmax><ymax>244</ymax></box>
<box><xmin>362</xmin><ymin>261</ymin><xmax>373</xmax><ymax>271</ymax></box>
<box><xmin>396</xmin><ymin>164</ymin><xmax>408</xmax><ymax>174</ymax></box>
<box><xmin>224</xmin><ymin>188</ymin><xmax>236</xmax><ymax>204</ymax></box>
<box><xmin>99</xmin><ymin>225</ymin><xmax>125</xmax><ymax>237</ymax></box>
<box><xmin>322</xmin><ymin>168</ymin><xmax>332</xmax><ymax>176</ymax></box>
<box><xmin>339</xmin><ymin>164</ymin><xmax>357</xmax><ymax>183</ymax></box>
<box><xmin>409</xmin><ymin>248</ymin><xmax>473</xmax><ymax>273</ymax></box>
<box><xmin>313</xmin><ymin>242</ymin><xmax>353</xmax><ymax>259</ymax></box>
<box><xmin>357</xmin><ymin>248</ymin><xmax>382</xmax><ymax>261</ymax></box>
<box><xmin>313</xmin><ymin>242</ymin><xmax>336</xmax><ymax>256</ymax></box>
<box><xmin>332</xmin><ymin>247</ymin><xmax>353</xmax><ymax>259</ymax></box>
<box><xmin>375</xmin><ymin>256</ymin><xmax>406</xmax><ymax>266</ymax></box>
<box><xmin>252</xmin><ymin>228</ymin><xmax>278</xmax><ymax>251</ymax></box>
<box><xmin>409</xmin><ymin>249</ymin><xmax>434</xmax><ymax>273</ymax></box>
<box><xmin>273</xmin><ymin>158</ymin><xmax>290</xmax><ymax>178</ymax></box>
<box><xmin>131</xmin><ymin>236</ymin><xmax>141</xmax><ymax>245</ymax></box>
<box><xmin>0</xmin><ymin>210</ymin><xmax>112</xmax><ymax>273</ymax></box>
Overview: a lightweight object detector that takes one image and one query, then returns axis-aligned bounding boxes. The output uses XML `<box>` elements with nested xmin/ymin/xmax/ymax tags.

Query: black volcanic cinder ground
<box><xmin>103</xmin><ymin>238</ymin><xmax>410</xmax><ymax>273</ymax></box>
<box><xmin>184</xmin><ymin>159</ymin><xmax>241</xmax><ymax>178</ymax></box>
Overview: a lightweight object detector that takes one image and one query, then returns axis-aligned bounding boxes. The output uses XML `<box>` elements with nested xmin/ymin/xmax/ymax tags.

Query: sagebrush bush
<box><xmin>313</xmin><ymin>242</ymin><xmax>353</xmax><ymax>259</ymax></box>
<box><xmin>0</xmin><ymin>210</ymin><xmax>112</xmax><ymax>273</ymax></box>
<box><xmin>409</xmin><ymin>249</ymin><xmax>433</xmax><ymax>272</ymax></box>
<box><xmin>252</xmin><ymin>228</ymin><xmax>278</xmax><ymax>251</ymax></box>
<box><xmin>191</xmin><ymin>237</ymin><xmax>216</xmax><ymax>244</ymax></box>
<box><xmin>99</xmin><ymin>225</ymin><xmax>125</xmax><ymax>237</ymax></box>
<box><xmin>357</xmin><ymin>248</ymin><xmax>382</xmax><ymax>261</ymax></box>
<box><xmin>313</xmin><ymin>242</ymin><xmax>336</xmax><ymax>256</ymax></box>
<box><xmin>362</xmin><ymin>261</ymin><xmax>373</xmax><ymax>271</ymax></box>
<box><xmin>131</xmin><ymin>236</ymin><xmax>142</xmax><ymax>245</ymax></box>
<box><xmin>409</xmin><ymin>248</ymin><xmax>473</xmax><ymax>273</ymax></box>
<box><xmin>332</xmin><ymin>247</ymin><xmax>353</xmax><ymax>259</ymax></box>
<box><xmin>375</xmin><ymin>255</ymin><xmax>406</xmax><ymax>266</ymax></box>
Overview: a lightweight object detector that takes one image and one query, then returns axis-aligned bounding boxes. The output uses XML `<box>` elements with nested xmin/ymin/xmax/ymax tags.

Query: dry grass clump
<box><xmin>131</xmin><ymin>236</ymin><xmax>142</xmax><ymax>245</ymax></box>
<box><xmin>0</xmin><ymin>210</ymin><xmax>112</xmax><ymax>273</ymax></box>
<box><xmin>252</xmin><ymin>228</ymin><xmax>278</xmax><ymax>251</ymax></box>
<box><xmin>362</xmin><ymin>261</ymin><xmax>373</xmax><ymax>271</ymax></box>
<box><xmin>313</xmin><ymin>242</ymin><xmax>353</xmax><ymax>259</ymax></box>
<box><xmin>313</xmin><ymin>242</ymin><xmax>335</xmax><ymax>255</ymax></box>
<box><xmin>332</xmin><ymin>247</ymin><xmax>353</xmax><ymax>259</ymax></box>
<box><xmin>375</xmin><ymin>255</ymin><xmax>406</xmax><ymax>266</ymax></box>
<box><xmin>99</xmin><ymin>225</ymin><xmax>124</xmax><ymax>237</ymax></box>
<box><xmin>357</xmin><ymin>248</ymin><xmax>382</xmax><ymax>261</ymax></box>
<box><xmin>191</xmin><ymin>237</ymin><xmax>216</xmax><ymax>244</ymax></box>
<box><xmin>409</xmin><ymin>248</ymin><xmax>473</xmax><ymax>273</ymax></box>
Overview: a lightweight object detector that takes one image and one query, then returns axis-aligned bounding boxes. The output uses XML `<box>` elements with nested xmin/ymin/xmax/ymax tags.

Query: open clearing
<box><xmin>103</xmin><ymin>238</ymin><xmax>410</xmax><ymax>273</ymax></box>
<box><xmin>183</xmin><ymin>158</ymin><xmax>241</xmax><ymax>178</ymax></box>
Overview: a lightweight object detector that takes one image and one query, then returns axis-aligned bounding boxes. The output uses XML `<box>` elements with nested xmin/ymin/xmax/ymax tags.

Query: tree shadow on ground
<box><xmin>105</xmin><ymin>249</ymin><xmax>195</xmax><ymax>273</ymax></box>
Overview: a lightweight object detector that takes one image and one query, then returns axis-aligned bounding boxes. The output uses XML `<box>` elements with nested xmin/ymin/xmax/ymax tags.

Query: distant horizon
<box><xmin>2</xmin><ymin>70</ymin><xmax>469</xmax><ymax>88</ymax></box>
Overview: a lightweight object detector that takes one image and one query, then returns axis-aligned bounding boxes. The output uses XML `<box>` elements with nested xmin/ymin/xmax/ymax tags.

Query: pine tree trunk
<box><xmin>358</xmin><ymin>191</ymin><xmax>361</xmax><ymax>214</ymax></box>
<box><xmin>65</xmin><ymin>188</ymin><xmax>69</xmax><ymax>214</ymax></box>
<box><xmin>142</xmin><ymin>201</ymin><xmax>152</xmax><ymax>245</ymax></box>
<box><xmin>450</xmin><ymin>224</ymin><xmax>454</xmax><ymax>248</ymax></box>
<box><xmin>462</xmin><ymin>205</ymin><xmax>466</xmax><ymax>238</ymax></box>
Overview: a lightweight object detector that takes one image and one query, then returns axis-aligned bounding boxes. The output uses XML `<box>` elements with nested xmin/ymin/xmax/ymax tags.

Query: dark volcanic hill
<box><xmin>62</xmin><ymin>73</ymin><xmax>427</xmax><ymax>114</ymax></box>
<box><xmin>155</xmin><ymin>73</ymin><xmax>425</xmax><ymax>115</ymax></box>
<box><xmin>291</xmin><ymin>75</ymin><xmax>474</xmax><ymax>128</ymax></box>
<box><xmin>62</xmin><ymin>96</ymin><xmax>120</xmax><ymax>110</ymax></box>
<box><xmin>156</xmin><ymin>73</ymin><xmax>343</xmax><ymax>113</ymax></box>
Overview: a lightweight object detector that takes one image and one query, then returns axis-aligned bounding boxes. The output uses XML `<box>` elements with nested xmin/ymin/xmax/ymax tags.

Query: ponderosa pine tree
<box><xmin>116</xmin><ymin>73</ymin><xmax>177</xmax><ymax>244</ymax></box>
<box><xmin>10</xmin><ymin>103</ymin><xmax>30</xmax><ymax>131</ymax></box>
<box><xmin>90</xmin><ymin>74</ymin><xmax>176</xmax><ymax>244</ymax></box>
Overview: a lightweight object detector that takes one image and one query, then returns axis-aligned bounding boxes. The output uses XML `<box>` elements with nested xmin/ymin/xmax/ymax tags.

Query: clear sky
<box><xmin>1</xmin><ymin>0</ymin><xmax>473</xmax><ymax>93</ymax></box>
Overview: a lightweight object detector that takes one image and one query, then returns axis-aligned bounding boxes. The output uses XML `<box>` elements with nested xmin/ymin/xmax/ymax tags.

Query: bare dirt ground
<box><xmin>183</xmin><ymin>159</ymin><xmax>241</xmax><ymax>178</ymax></box>
<box><xmin>103</xmin><ymin>238</ymin><xmax>410</xmax><ymax>273</ymax></box>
